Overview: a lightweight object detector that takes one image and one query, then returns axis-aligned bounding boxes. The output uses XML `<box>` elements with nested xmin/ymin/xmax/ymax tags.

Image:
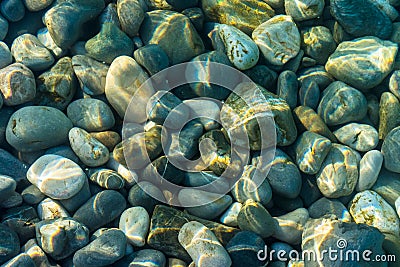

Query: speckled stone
<box><xmin>35</xmin><ymin>217</ymin><xmax>89</xmax><ymax>260</ymax></box>
<box><xmin>35</xmin><ymin>57</ymin><xmax>77</xmax><ymax>110</ymax></box>
<box><xmin>44</xmin><ymin>0</ymin><xmax>105</xmax><ymax>49</ymax></box>
<box><xmin>72</xmin><ymin>55</ymin><xmax>109</xmax><ymax>96</ymax></box>
<box><xmin>0</xmin><ymin>42</ymin><xmax>12</xmax><ymax>69</ymax></box>
<box><xmin>379</xmin><ymin>92</ymin><xmax>400</xmax><ymax>140</ymax></box>
<box><xmin>276</xmin><ymin>70</ymin><xmax>298</xmax><ymax>109</ymax></box>
<box><xmin>252</xmin><ymin>15</ymin><xmax>300</xmax><ymax>66</ymax></box>
<box><xmin>381</xmin><ymin>126</ymin><xmax>400</xmax><ymax>173</ymax></box>
<box><xmin>23</xmin><ymin>0</ymin><xmax>53</xmax><ymax>11</ymax></box>
<box><xmin>117</xmin><ymin>0</ymin><xmax>145</xmax><ymax>37</ymax></box>
<box><xmin>89</xmin><ymin>169</ymin><xmax>125</xmax><ymax>189</ymax></box>
<box><xmin>67</xmin><ymin>99</ymin><xmax>115</xmax><ymax>132</ymax></box>
<box><xmin>119</xmin><ymin>207</ymin><xmax>150</xmax><ymax>247</ymax></box>
<box><xmin>330</xmin><ymin>0</ymin><xmax>393</xmax><ymax>39</ymax></box>
<box><xmin>73</xmin><ymin>190</ymin><xmax>126</xmax><ymax>231</ymax></box>
<box><xmin>89</xmin><ymin>131</ymin><xmax>121</xmax><ymax>151</ymax></box>
<box><xmin>216</xmin><ymin>24</ymin><xmax>259</xmax><ymax>70</ymax></box>
<box><xmin>73</xmin><ymin>229</ymin><xmax>126</xmax><ymax>267</ymax></box>
<box><xmin>36</xmin><ymin>27</ymin><xmax>66</xmax><ymax>58</ymax></box>
<box><xmin>316</xmin><ymin>144</ymin><xmax>358</xmax><ymax>198</ymax></box>
<box><xmin>308</xmin><ymin>197</ymin><xmax>351</xmax><ymax>222</ymax></box>
<box><xmin>355</xmin><ymin>152</ymin><xmax>381</xmax><ymax>192</ymax></box>
<box><xmin>285</xmin><ymin>0</ymin><xmax>324</xmax><ymax>21</ymax></box>
<box><xmin>6</xmin><ymin>106</ymin><xmax>73</xmax><ymax>152</ymax></box>
<box><xmin>69</xmin><ymin>127</ymin><xmax>109</xmax><ymax>167</ymax></box>
<box><xmin>11</xmin><ymin>34</ymin><xmax>54</xmax><ymax>71</ymax></box>
<box><xmin>178</xmin><ymin>221</ymin><xmax>232</xmax><ymax>267</ymax></box>
<box><xmin>37</xmin><ymin>198</ymin><xmax>69</xmax><ymax>220</ymax></box>
<box><xmin>349</xmin><ymin>190</ymin><xmax>399</xmax><ymax>236</ymax></box>
<box><xmin>237</xmin><ymin>200</ymin><xmax>276</xmax><ymax>238</ymax></box>
<box><xmin>27</xmin><ymin>154</ymin><xmax>86</xmax><ymax>199</ymax></box>
<box><xmin>0</xmin><ymin>63</ymin><xmax>35</xmax><ymax>106</ymax></box>
<box><xmin>317</xmin><ymin>81</ymin><xmax>367</xmax><ymax>126</ymax></box>
<box><xmin>325</xmin><ymin>37</ymin><xmax>398</xmax><ymax>91</ymax></box>
<box><xmin>333</xmin><ymin>123</ymin><xmax>379</xmax><ymax>152</ymax></box>
<box><xmin>301</xmin><ymin>26</ymin><xmax>336</xmax><ymax>64</ymax></box>
<box><xmin>273</xmin><ymin>208</ymin><xmax>309</xmax><ymax>245</ymax></box>
<box><xmin>201</xmin><ymin>0</ymin><xmax>274</xmax><ymax>35</ymax></box>
<box><xmin>140</xmin><ymin>10</ymin><xmax>205</xmax><ymax>64</ymax></box>
<box><xmin>85</xmin><ymin>22</ymin><xmax>134</xmax><ymax>64</ymax></box>
<box><xmin>294</xmin><ymin>131</ymin><xmax>332</xmax><ymax>175</ymax></box>
<box><xmin>105</xmin><ymin>56</ymin><xmax>150</xmax><ymax>119</ymax></box>
<box><xmin>133</xmin><ymin>44</ymin><xmax>170</xmax><ymax>75</ymax></box>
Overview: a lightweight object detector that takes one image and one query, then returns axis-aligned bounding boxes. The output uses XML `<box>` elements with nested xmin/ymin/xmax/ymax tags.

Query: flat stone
<box><xmin>11</xmin><ymin>33</ymin><xmax>54</xmax><ymax>71</ymax></box>
<box><xmin>349</xmin><ymin>190</ymin><xmax>400</xmax><ymax>236</ymax></box>
<box><xmin>178</xmin><ymin>221</ymin><xmax>232</xmax><ymax>267</ymax></box>
<box><xmin>6</xmin><ymin>106</ymin><xmax>73</xmax><ymax>152</ymax></box>
<box><xmin>142</xmin><ymin>155</ymin><xmax>185</xmax><ymax>185</ymax></box>
<box><xmin>285</xmin><ymin>0</ymin><xmax>324</xmax><ymax>21</ymax></box>
<box><xmin>72</xmin><ymin>55</ymin><xmax>109</xmax><ymax>96</ymax></box>
<box><xmin>119</xmin><ymin>207</ymin><xmax>150</xmax><ymax>247</ymax></box>
<box><xmin>184</xmin><ymin>99</ymin><xmax>221</xmax><ymax>131</ymax></box>
<box><xmin>73</xmin><ymin>190</ymin><xmax>126</xmax><ymax>231</ymax></box>
<box><xmin>297</xmin><ymin>65</ymin><xmax>334</xmax><ymax>90</ymax></box>
<box><xmin>308</xmin><ymin>197</ymin><xmax>351</xmax><ymax>222</ymax></box>
<box><xmin>0</xmin><ymin>63</ymin><xmax>36</xmax><ymax>106</ymax></box>
<box><xmin>316</xmin><ymin>144</ymin><xmax>358</xmax><ymax>198</ymax></box>
<box><xmin>201</xmin><ymin>0</ymin><xmax>274</xmax><ymax>35</ymax></box>
<box><xmin>35</xmin><ymin>217</ymin><xmax>89</xmax><ymax>260</ymax></box>
<box><xmin>73</xmin><ymin>229</ymin><xmax>126</xmax><ymax>267</ymax></box>
<box><xmin>333</xmin><ymin>123</ymin><xmax>379</xmax><ymax>152</ymax></box>
<box><xmin>140</xmin><ymin>10</ymin><xmax>204</xmax><ymax>64</ymax></box>
<box><xmin>293</xmin><ymin>131</ymin><xmax>332</xmax><ymax>175</ymax></box>
<box><xmin>35</xmin><ymin>57</ymin><xmax>77</xmax><ymax>110</ymax></box>
<box><xmin>117</xmin><ymin>0</ymin><xmax>145</xmax><ymax>37</ymax></box>
<box><xmin>252</xmin><ymin>15</ymin><xmax>300</xmax><ymax>66</ymax></box>
<box><xmin>105</xmin><ymin>56</ymin><xmax>150</xmax><ymax>119</ymax></box>
<box><xmin>357</xmin><ymin>150</ymin><xmax>383</xmax><ymax>192</ymax></box>
<box><xmin>379</xmin><ymin>92</ymin><xmax>400</xmax><ymax>140</ymax></box>
<box><xmin>317</xmin><ymin>81</ymin><xmax>367</xmax><ymax>126</ymax></box>
<box><xmin>69</xmin><ymin>127</ymin><xmax>110</xmax><ymax>167</ymax></box>
<box><xmin>27</xmin><ymin>154</ymin><xmax>86</xmax><ymax>199</ymax></box>
<box><xmin>325</xmin><ymin>37</ymin><xmax>397</xmax><ymax>91</ymax></box>
<box><xmin>272</xmin><ymin>208</ymin><xmax>309</xmax><ymax>245</ymax></box>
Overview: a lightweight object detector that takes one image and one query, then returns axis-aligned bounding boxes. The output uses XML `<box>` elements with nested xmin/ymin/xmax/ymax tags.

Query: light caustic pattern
<box><xmin>122</xmin><ymin>61</ymin><xmax>277</xmax><ymax>207</ymax></box>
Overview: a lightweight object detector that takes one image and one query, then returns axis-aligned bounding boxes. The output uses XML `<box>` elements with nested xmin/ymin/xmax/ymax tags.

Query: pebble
<box><xmin>333</xmin><ymin>123</ymin><xmax>379</xmax><ymax>152</ymax></box>
<box><xmin>302</xmin><ymin>216</ymin><xmax>386</xmax><ymax>266</ymax></box>
<box><xmin>389</xmin><ymin>70</ymin><xmax>400</xmax><ymax>100</ymax></box>
<box><xmin>308</xmin><ymin>197</ymin><xmax>351</xmax><ymax>222</ymax></box>
<box><xmin>59</xmin><ymin>177</ymin><xmax>91</xmax><ymax>213</ymax></box>
<box><xmin>44</xmin><ymin>0</ymin><xmax>105</xmax><ymax>48</ymax></box>
<box><xmin>276</xmin><ymin>70</ymin><xmax>298</xmax><ymax>109</ymax></box>
<box><xmin>178</xmin><ymin>221</ymin><xmax>232</xmax><ymax>267</ymax></box>
<box><xmin>237</xmin><ymin>200</ymin><xmax>276</xmax><ymax>238</ymax></box>
<box><xmin>0</xmin><ymin>15</ymin><xmax>8</xmax><ymax>40</ymax></box>
<box><xmin>0</xmin><ymin>0</ymin><xmax>25</xmax><ymax>22</ymax></box>
<box><xmin>0</xmin><ymin>149</ymin><xmax>28</xmax><ymax>188</ymax></box>
<box><xmin>72</xmin><ymin>55</ymin><xmax>109</xmax><ymax>96</ymax></box>
<box><xmin>0</xmin><ymin>175</ymin><xmax>16</xmax><ymax>202</ymax></box>
<box><xmin>67</xmin><ymin>99</ymin><xmax>115</xmax><ymax>132</ymax></box>
<box><xmin>0</xmin><ymin>63</ymin><xmax>36</xmax><ymax>106</ymax></box>
<box><xmin>317</xmin><ymin>81</ymin><xmax>368</xmax><ymax>126</ymax></box>
<box><xmin>89</xmin><ymin>131</ymin><xmax>121</xmax><ymax>151</ymax></box>
<box><xmin>27</xmin><ymin>154</ymin><xmax>86</xmax><ymax>199</ymax></box>
<box><xmin>140</xmin><ymin>10</ymin><xmax>204</xmax><ymax>64</ymax></box>
<box><xmin>36</xmin><ymin>27</ymin><xmax>66</xmax><ymax>58</ymax></box>
<box><xmin>297</xmin><ymin>65</ymin><xmax>334</xmax><ymax>90</ymax></box>
<box><xmin>117</xmin><ymin>0</ymin><xmax>145</xmax><ymax>37</ymax></box>
<box><xmin>284</xmin><ymin>0</ymin><xmax>324</xmax><ymax>21</ymax></box>
<box><xmin>0</xmin><ymin>223</ymin><xmax>20</xmax><ymax>264</ymax></box>
<box><xmin>128</xmin><ymin>182</ymin><xmax>164</xmax><ymax>213</ymax></box>
<box><xmin>21</xmin><ymin>184</ymin><xmax>45</xmax><ymax>205</ymax></box>
<box><xmin>372</xmin><ymin>169</ymin><xmax>400</xmax><ymax>206</ymax></box>
<box><xmin>105</xmin><ymin>56</ymin><xmax>150</xmax><ymax>119</ymax></box>
<box><xmin>1</xmin><ymin>253</ymin><xmax>35</xmax><ymax>267</ymax></box>
<box><xmin>85</xmin><ymin>22</ymin><xmax>133</xmax><ymax>64</ymax></box>
<box><xmin>226</xmin><ymin>231</ymin><xmax>267</xmax><ymax>267</ymax></box>
<box><xmin>301</xmin><ymin>26</ymin><xmax>336</xmax><ymax>64</ymax></box>
<box><xmin>69</xmin><ymin>127</ymin><xmax>110</xmax><ymax>167</ymax></box>
<box><xmin>23</xmin><ymin>0</ymin><xmax>53</xmax><ymax>11</ymax></box>
<box><xmin>298</xmin><ymin>80</ymin><xmax>319</xmax><ymax>109</ymax></box>
<box><xmin>89</xmin><ymin>169</ymin><xmax>125</xmax><ymax>190</ymax></box>
<box><xmin>379</xmin><ymin>92</ymin><xmax>400</xmax><ymax>140</ymax></box>
<box><xmin>0</xmin><ymin>42</ymin><xmax>12</xmax><ymax>69</ymax></box>
<box><xmin>325</xmin><ymin>37</ymin><xmax>398</xmax><ymax>91</ymax></box>
<box><xmin>169</xmin><ymin>258</ymin><xmax>187</xmax><ymax>267</ymax></box>
<box><xmin>134</xmin><ymin>44</ymin><xmax>170</xmax><ymax>75</ymax></box>
<box><xmin>293</xmin><ymin>131</ymin><xmax>332</xmax><ymax>175</ymax></box>
<box><xmin>381</xmin><ymin>126</ymin><xmax>400</xmax><ymax>173</ymax></box>
<box><xmin>11</xmin><ymin>33</ymin><xmax>54</xmax><ymax>71</ymax></box>
<box><xmin>316</xmin><ymin>144</ymin><xmax>358</xmax><ymax>198</ymax></box>
<box><xmin>37</xmin><ymin>198</ymin><xmax>69</xmax><ymax>220</ymax></box>
<box><xmin>265</xmin><ymin>149</ymin><xmax>302</xmax><ymax>198</ymax></box>
<box><xmin>216</xmin><ymin>24</ymin><xmax>259</xmax><ymax>70</ymax></box>
<box><xmin>119</xmin><ymin>207</ymin><xmax>150</xmax><ymax>247</ymax></box>
<box><xmin>35</xmin><ymin>217</ymin><xmax>89</xmax><ymax>260</ymax></box>
<box><xmin>73</xmin><ymin>229</ymin><xmax>126</xmax><ymax>267</ymax></box>
<box><xmin>21</xmin><ymin>239</ymin><xmax>53</xmax><ymax>267</ymax></box>
<box><xmin>128</xmin><ymin>249</ymin><xmax>166</xmax><ymax>267</ymax></box>
<box><xmin>356</xmin><ymin>150</ymin><xmax>383</xmax><ymax>192</ymax></box>
<box><xmin>201</xmin><ymin>0</ymin><xmax>274</xmax><ymax>34</ymax></box>
<box><xmin>243</xmin><ymin>64</ymin><xmax>277</xmax><ymax>91</ymax></box>
<box><xmin>349</xmin><ymin>190</ymin><xmax>400</xmax><ymax>236</ymax></box>
<box><xmin>35</xmin><ymin>57</ymin><xmax>77</xmax><ymax>110</ymax></box>
<box><xmin>330</xmin><ymin>0</ymin><xmax>392</xmax><ymax>39</ymax></box>
<box><xmin>73</xmin><ymin>190</ymin><xmax>126</xmax><ymax>231</ymax></box>
<box><xmin>181</xmin><ymin>7</ymin><xmax>204</xmax><ymax>31</ymax></box>
<box><xmin>252</xmin><ymin>15</ymin><xmax>300</xmax><ymax>66</ymax></box>
<box><xmin>273</xmin><ymin>208</ymin><xmax>309</xmax><ymax>245</ymax></box>
<box><xmin>219</xmin><ymin>202</ymin><xmax>242</xmax><ymax>227</ymax></box>
<box><xmin>184</xmin><ymin>99</ymin><xmax>221</xmax><ymax>131</ymax></box>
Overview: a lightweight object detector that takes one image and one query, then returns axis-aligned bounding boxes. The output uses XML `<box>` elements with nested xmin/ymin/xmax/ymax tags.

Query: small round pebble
<box><xmin>119</xmin><ymin>207</ymin><xmax>150</xmax><ymax>247</ymax></box>
<box><xmin>356</xmin><ymin>150</ymin><xmax>383</xmax><ymax>192</ymax></box>
<box><xmin>117</xmin><ymin>0</ymin><xmax>145</xmax><ymax>37</ymax></box>
<box><xmin>23</xmin><ymin>0</ymin><xmax>54</xmax><ymax>11</ymax></box>
<box><xmin>0</xmin><ymin>0</ymin><xmax>25</xmax><ymax>22</ymax></box>
<box><xmin>284</xmin><ymin>0</ymin><xmax>324</xmax><ymax>21</ymax></box>
<box><xmin>27</xmin><ymin>154</ymin><xmax>86</xmax><ymax>199</ymax></box>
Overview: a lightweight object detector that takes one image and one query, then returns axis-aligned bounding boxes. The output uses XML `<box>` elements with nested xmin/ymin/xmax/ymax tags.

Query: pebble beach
<box><xmin>0</xmin><ymin>0</ymin><xmax>400</xmax><ymax>266</ymax></box>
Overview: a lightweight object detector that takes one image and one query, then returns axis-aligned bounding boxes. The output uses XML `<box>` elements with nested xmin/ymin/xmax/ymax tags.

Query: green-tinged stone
<box><xmin>372</xmin><ymin>169</ymin><xmax>400</xmax><ymax>206</ymax></box>
<box><xmin>379</xmin><ymin>92</ymin><xmax>400</xmax><ymax>140</ymax></box>
<box><xmin>89</xmin><ymin>169</ymin><xmax>125</xmax><ymax>190</ymax></box>
<box><xmin>147</xmin><ymin>205</ymin><xmax>239</xmax><ymax>262</ymax></box>
<box><xmin>301</xmin><ymin>26</ymin><xmax>336</xmax><ymax>64</ymax></box>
